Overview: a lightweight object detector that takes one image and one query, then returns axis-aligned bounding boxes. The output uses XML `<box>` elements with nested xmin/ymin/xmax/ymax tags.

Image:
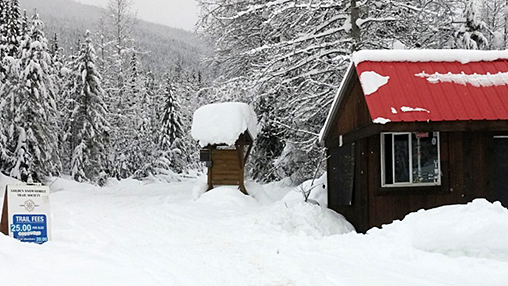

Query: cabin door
<box><xmin>493</xmin><ymin>137</ymin><xmax>508</xmax><ymax>207</ymax></box>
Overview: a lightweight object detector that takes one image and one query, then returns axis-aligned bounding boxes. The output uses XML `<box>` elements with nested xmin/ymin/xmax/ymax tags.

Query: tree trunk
<box><xmin>351</xmin><ymin>0</ymin><xmax>360</xmax><ymax>52</ymax></box>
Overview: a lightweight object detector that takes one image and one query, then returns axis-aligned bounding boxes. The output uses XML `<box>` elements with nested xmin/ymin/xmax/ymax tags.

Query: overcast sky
<box><xmin>73</xmin><ymin>0</ymin><xmax>199</xmax><ymax>31</ymax></box>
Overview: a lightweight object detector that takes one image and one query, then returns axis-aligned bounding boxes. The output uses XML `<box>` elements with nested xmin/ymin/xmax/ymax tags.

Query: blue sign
<box><xmin>10</xmin><ymin>214</ymin><xmax>48</xmax><ymax>244</ymax></box>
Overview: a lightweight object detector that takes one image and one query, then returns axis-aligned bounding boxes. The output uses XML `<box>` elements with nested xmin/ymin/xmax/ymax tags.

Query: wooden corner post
<box><xmin>1</xmin><ymin>187</ymin><xmax>8</xmax><ymax>235</ymax></box>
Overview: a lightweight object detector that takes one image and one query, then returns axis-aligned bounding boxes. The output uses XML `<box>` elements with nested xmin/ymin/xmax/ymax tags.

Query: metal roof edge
<box><xmin>319</xmin><ymin>61</ymin><xmax>356</xmax><ymax>145</ymax></box>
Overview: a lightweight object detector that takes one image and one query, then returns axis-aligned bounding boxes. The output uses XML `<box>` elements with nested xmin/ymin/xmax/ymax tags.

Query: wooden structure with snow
<box><xmin>320</xmin><ymin>50</ymin><xmax>508</xmax><ymax>232</ymax></box>
<box><xmin>191</xmin><ymin>102</ymin><xmax>258</xmax><ymax>194</ymax></box>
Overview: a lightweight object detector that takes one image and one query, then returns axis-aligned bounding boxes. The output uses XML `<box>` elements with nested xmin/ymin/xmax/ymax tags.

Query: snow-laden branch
<box><xmin>356</xmin><ymin>17</ymin><xmax>396</xmax><ymax>27</ymax></box>
<box><xmin>272</xmin><ymin>47</ymin><xmax>350</xmax><ymax>77</ymax></box>
<box><xmin>273</xmin><ymin>119</ymin><xmax>318</xmax><ymax>137</ymax></box>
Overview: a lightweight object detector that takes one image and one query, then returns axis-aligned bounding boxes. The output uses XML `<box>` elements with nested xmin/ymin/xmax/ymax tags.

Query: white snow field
<box><xmin>1</xmin><ymin>173</ymin><xmax>507</xmax><ymax>286</ymax></box>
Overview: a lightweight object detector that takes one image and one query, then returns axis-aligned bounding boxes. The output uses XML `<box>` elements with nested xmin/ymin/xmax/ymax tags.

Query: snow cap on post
<box><xmin>191</xmin><ymin>102</ymin><xmax>258</xmax><ymax>147</ymax></box>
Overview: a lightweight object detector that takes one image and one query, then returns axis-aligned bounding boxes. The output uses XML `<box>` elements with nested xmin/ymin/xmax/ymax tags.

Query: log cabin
<box><xmin>320</xmin><ymin>50</ymin><xmax>508</xmax><ymax>232</ymax></box>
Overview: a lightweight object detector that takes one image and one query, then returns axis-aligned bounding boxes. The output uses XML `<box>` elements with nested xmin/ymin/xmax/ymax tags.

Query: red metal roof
<box><xmin>356</xmin><ymin>60</ymin><xmax>508</xmax><ymax>122</ymax></box>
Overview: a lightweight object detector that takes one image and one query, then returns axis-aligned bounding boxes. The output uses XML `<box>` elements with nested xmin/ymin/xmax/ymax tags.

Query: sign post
<box><xmin>0</xmin><ymin>184</ymin><xmax>51</xmax><ymax>244</ymax></box>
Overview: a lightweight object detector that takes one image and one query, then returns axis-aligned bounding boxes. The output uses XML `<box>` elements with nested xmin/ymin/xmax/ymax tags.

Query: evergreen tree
<box><xmin>4</xmin><ymin>0</ymin><xmax>21</xmax><ymax>57</ymax></box>
<box><xmin>64</xmin><ymin>30</ymin><xmax>110</xmax><ymax>183</ymax></box>
<box><xmin>455</xmin><ymin>0</ymin><xmax>489</xmax><ymax>49</ymax></box>
<box><xmin>122</xmin><ymin>50</ymin><xmax>147</xmax><ymax>177</ymax></box>
<box><xmin>99</xmin><ymin>0</ymin><xmax>140</xmax><ymax>179</ymax></box>
<box><xmin>156</xmin><ymin>74</ymin><xmax>185</xmax><ymax>174</ymax></box>
<box><xmin>0</xmin><ymin>0</ymin><xmax>8</xmax><ymax>80</ymax></box>
<box><xmin>249</xmin><ymin>93</ymin><xmax>284</xmax><ymax>182</ymax></box>
<box><xmin>5</xmin><ymin>12</ymin><xmax>60</xmax><ymax>181</ymax></box>
<box><xmin>132</xmin><ymin>70</ymin><xmax>159</xmax><ymax>179</ymax></box>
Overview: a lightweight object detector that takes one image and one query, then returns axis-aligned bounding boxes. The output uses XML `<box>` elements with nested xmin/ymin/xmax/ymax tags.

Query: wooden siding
<box><xmin>328</xmin><ymin>73</ymin><xmax>372</xmax><ymax>139</ymax></box>
<box><xmin>209</xmin><ymin>149</ymin><xmax>245</xmax><ymax>191</ymax></box>
<box><xmin>328</xmin><ymin>131</ymin><xmax>496</xmax><ymax>233</ymax></box>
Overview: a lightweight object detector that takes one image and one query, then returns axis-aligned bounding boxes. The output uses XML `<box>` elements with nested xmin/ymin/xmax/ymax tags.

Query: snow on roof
<box><xmin>191</xmin><ymin>102</ymin><xmax>258</xmax><ymax>147</ymax></box>
<box><xmin>320</xmin><ymin>49</ymin><xmax>508</xmax><ymax>145</ymax></box>
<box><xmin>415</xmin><ymin>71</ymin><xmax>508</xmax><ymax>87</ymax></box>
<box><xmin>359</xmin><ymin>71</ymin><xmax>390</xmax><ymax>95</ymax></box>
<box><xmin>352</xmin><ymin>49</ymin><xmax>508</xmax><ymax>65</ymax></box>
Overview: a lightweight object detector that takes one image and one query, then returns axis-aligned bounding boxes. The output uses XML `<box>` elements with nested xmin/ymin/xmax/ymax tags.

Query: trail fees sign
<box><xmin>1</xmin><ymin>184</ymin><xmax>52</xmax><ymax>244</ymax></box>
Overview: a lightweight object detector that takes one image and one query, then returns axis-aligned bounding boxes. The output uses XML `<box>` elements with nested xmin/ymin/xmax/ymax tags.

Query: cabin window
<box><xmin>381</xmin><ymin>132</ymin><xmax>441</xmax><ymax>187</ymax></box>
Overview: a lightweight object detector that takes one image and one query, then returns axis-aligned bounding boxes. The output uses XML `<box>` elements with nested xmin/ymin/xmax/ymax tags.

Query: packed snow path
<box><xmin>1</xmin><ymin>175</ymin><xmax>507</xmax><ymax>285</ymax></box>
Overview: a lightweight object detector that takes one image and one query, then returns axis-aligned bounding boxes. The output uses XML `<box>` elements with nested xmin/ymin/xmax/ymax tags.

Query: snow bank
<box><xmin>261</xmin><ymin>202</ymin><xmax>355</xmax><ymax>238</ymax></box>
<box><xmin>265</xmin><ymin>174</ymin><xmax>356</xmax><ymax>238</ymax></box>
<box><xmin>195</xmin><ymin>186</ymin><xmax>258</xmax><ymax>207</ymax></box>
<box><xmin>282</xmin><ymin>173</ymin><xmax>328</xmax><ymax>207</ymax></box>
<box><xmin>359</xmin><ymin>71</ymin><xmax>390</xmax><ymax>95</ymax></box>
<box><xmin>353</xmin><ymin>49</ymin><xmax>508</xmax><ymax>65</ymax></box>
<box><xmin>191</xmin><ymin>102</ymin><xmax>258</xmax><ymax>147</ymax></box>
<box><xmin>192</xmin><ymin>179</ymin><xmax>208</xmax><ymax>200</ymax></box>
<box><xmin>368</xmin><ymin>199</ymin><xmax>508</xmax><ymax>261</ymax></box>
<box><xmin>245</xmin><ymin>181</ymin><xmax>273</xmax><ymax>205</ymax></box>
<box><xmin>1</xmin><ymin>175</ymin><xmax>507</xmax><ymax>285</ymax></box>
<box><xmin>0</xmin><ymin>172</ymin><xmax>20</xmax><ymax>189</ymax></box>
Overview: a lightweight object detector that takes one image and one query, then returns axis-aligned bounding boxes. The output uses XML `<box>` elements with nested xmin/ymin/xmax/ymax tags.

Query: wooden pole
<box><xmin>207</xmin><ymin>148</ymin><xmax>213</xmax><ymax>191</ymax></box>
<box><xmin>1</xmin><ymin>187</ymin><xmax>9</xmax><ymax>235</ymax></box>
<box><xmin>237</xmin><ymin>144</ymin><xmax>247</xmax><ymax>194</ymax></box>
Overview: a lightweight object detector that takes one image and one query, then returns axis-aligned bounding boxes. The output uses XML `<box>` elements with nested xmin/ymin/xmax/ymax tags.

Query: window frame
<box><xmin>380</xmin><ymin>132</ymin><xmax>441</xmax><ymax>188</ymax></box>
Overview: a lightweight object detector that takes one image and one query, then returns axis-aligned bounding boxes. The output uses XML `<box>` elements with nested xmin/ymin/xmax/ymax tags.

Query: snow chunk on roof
<box><xmin>353</xmin><ymin>49</ymin><xmax>508</xmax><ymax>65</ymax></box>
<box><xmin>373</xmin><ymin>117</ymin><xmax>391</xmax><ymax>124</ymax></box>
<box><xmin>191</xmin><ymin>102</ymin><xmax>258</xmax><ymax>147</ymax></box>
<box><xmin>400</xmin><ymin>106</ymin><xmax>430</xmax><ymax>113</ymax></box>
<box><xmin>415</xmin><ymin>71</ymin><xmax>508</xmax><ymax>87</ymax></box>
<box><xmin>359</xmin><ymin>71</ymin><xmax>390</xmax><ymax>95</ymax></box>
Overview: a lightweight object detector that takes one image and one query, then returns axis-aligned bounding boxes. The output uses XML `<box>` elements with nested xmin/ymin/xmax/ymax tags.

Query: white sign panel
<box><xmin>7</xmin><ymin>184</ymin><xmax>51</xmax><ymax>244</ymax></box>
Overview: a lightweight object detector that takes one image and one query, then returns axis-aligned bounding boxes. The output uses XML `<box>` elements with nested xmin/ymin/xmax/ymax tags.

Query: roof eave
<box><xmin>319</xmin><ymin>61</ymin><xmax>357</xmax><ymax>145</ymax></box>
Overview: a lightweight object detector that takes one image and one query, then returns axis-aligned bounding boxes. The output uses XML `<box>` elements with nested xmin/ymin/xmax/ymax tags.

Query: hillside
<box><xmin>19</xmin><ymin>0</ymin><xmax>210</xmax><ymax>77</ymax></box>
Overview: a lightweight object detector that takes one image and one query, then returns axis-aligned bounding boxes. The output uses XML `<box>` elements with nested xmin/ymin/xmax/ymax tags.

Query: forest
<box><xmin>0</xmin><ymin>0</ymin><xmax>506</xmax><ymax>185</ymax></box>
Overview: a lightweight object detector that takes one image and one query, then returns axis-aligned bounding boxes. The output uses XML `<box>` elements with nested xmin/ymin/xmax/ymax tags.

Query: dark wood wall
<box><xmin>328</xmin><ymin>131</ymin><xmax>494</xmax><ymax>233</ymax></box>
<box><xmin>328</xmin><ymin>73</ymin><xmax>372</xmax><ymax>139</ymax></box>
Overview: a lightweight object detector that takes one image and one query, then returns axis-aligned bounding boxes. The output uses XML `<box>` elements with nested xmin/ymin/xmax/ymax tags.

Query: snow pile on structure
<box><xmin>191</xmin><ymin>102</ymin><xmax>258</xmax><ymax>147</ymax></box>
<box><xmin>359</xmin><ymin>71</ymin><xmax>390</xmax><ymax>95</ymax></box>
<box><xmin>373</xmin><ymin>117</ymin><xmax>391</xmax><ymax>124</ymax></box>
<box><xmin>400</xmin><ymin>106</ymin><xmax>430</xmax><ymax>113</ymax></box>
<box><xmin>368</xmin><ymin>199</ymin><xmax>508</xmax><ymax>261</ymax></box>
<box><xmin>415</xmin><ymin>71</ymin><xmax>508</xmax><ymax>87</ymax></box>
<box><xmin>352</xmin><ymin>49</ymin><xmax>508</xmax><ymax>65</ymax></box>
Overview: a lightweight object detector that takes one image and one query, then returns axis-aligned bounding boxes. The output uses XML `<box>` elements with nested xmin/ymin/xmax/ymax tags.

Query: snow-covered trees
<box><xmin>455</xmin><ymin>0</ymin><xmax>489</xmax><ymax>49</ymax></box>
<box><xmin>3</xmin><ymin>12</ymin><xmax>60</xmax><ymax>181</ymax></box>
<box><xmin>13</xmin><ymin>0</ymin><xmax>504</xmax><ymax>185</ymax></box>
<box><xmin>63</xmin><ymin>30</ymin><xmax>110</xmax><ymax>183</ymax></box>
<box><xmin>197</xmin><ymin>0</ymin><xmax>469</xmax><ymax>183</ymax></box>
<box><xmin>155</xmin><ymin>74</ymin><xmax>186</xmax><ymax>174</ymax></box>
<box><xmin>99</xmin><ymin>0</ymin><xmax>146</xmax><ymax>179</ymax></box>
<box><xmin>0</xmin><ymin>0</ymin><xmax>206</xmax><ymax>183</ymax></box>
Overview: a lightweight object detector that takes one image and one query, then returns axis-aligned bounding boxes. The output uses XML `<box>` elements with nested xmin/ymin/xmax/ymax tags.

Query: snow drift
<box><xmin>368</xmin><ymin>199</ymin><xmax>508</xmax><ymax>262</ymax></box>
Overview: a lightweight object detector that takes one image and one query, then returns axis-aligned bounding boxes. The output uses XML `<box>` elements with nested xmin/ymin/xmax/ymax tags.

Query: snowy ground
<box><xmin>1</xmin><ymin>173</ymin><xmax>507</xmax><ymax>286</ymax></box>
